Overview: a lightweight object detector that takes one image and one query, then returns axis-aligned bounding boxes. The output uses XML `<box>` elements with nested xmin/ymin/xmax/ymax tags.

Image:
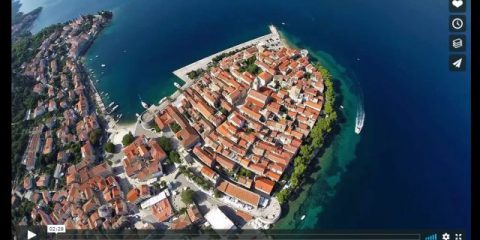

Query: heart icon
<box><xmin>452</xmin><ymin>0</ymin><xmax>463</xmax><ymax>8</ymax></box>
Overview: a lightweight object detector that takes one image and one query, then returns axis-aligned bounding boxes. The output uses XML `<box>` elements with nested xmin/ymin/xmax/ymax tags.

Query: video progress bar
<box><xmin>52</xmin><ymin>233</ymin><xmax>421</xmax><ymax>240</ymax></box>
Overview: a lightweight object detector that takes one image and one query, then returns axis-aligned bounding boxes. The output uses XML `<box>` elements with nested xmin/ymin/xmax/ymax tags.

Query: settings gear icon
<box><xmin>442</xmin><ymin>233</ymin><xmax>450</xmax><ymax>240</ymax></box>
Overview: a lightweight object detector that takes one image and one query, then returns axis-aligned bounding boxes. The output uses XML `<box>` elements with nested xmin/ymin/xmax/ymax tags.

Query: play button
<box><xmin>27</xmin><ymin>230</ymin><xmax>36</xmax><ymax>239</ymax></box>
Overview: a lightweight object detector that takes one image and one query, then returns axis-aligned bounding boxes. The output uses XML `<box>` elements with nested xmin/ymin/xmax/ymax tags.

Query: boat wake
<box><xmin>352</xmin><ymin>72</ymin><xmax>365</xmax><ymax>134</ymax></box>
<box><xmin>355</xmin><ymin>103</ymin><xmax>365</xmax><ymax>134</ymax></box>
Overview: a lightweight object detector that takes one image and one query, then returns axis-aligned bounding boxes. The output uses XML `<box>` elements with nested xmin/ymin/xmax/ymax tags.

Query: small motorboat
<box><xmin>139</xmin><ymin>95</ymin><xmax>149</xmax><ymax>109</ymax></box>
<box><xmin>300</xmin><ymin>215</ymin><xmax>306</xmax><ymax>220</ymax></box>
<box><xmin>109</xmin><ymin>105</ymin><xmax>118</xmax><ymax>113</ymax></box>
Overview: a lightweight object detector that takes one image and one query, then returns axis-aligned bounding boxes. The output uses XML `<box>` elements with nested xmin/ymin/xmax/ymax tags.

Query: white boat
<box><xmin>95</xmin><ymin>55</ymin><xmax>99</xmax><ymax>58</ymax></box>
<box><xmin>281</xmin><ymin>22</ymin><xmax>286</xmax><ymax>25</ymax></box>
<box><xmin>109</xmin><ymin>105</ymin><xmax>118</xmax><ymax>113</ymax></box>
<box><xmin>108</xmin><ymin>102</ymin><xmax>115</xmax><ymax>108</ymax></box>
<box><xmin>300</xmin><ymin>215</ymin><xmax>306</xmax><ymax>220</ymax></box>
<box><xmin>355</xmin><ymin>104</ymin><xmax>365</xmax><ymax>134</ymax></box>
<box><xmin>340</xmin><ymin>105</ymin><xmax>344</xmax><ymax>109</ymax></box>
<box><xmin>174</xmin><ymin>82</ymin><xmax>181</xmax><ymax>88</ymax></box>
<box><xmin>101</xmin><ymin>64</ymin><xmax>106</xmax><ymax>67</ymax></box>
<box><xmin>135</xmin><ymin>113</ymin><xmax>140</xmax><ymax>118</ymax></box>
<box><xmin>139</xmin><ymin>95</ymin><xmax>149</xmax><ymax>109</ymax></box>
<box><xmin>117</xmin><ymin>114</ymin><xmax>122</xmax><ymax>119</ymax></box>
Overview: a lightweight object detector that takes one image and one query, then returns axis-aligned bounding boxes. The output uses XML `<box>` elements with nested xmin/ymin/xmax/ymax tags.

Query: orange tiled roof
<box><xmin>215</xmin><ymin>154</ymin><xmax>236</xmax><ymax>171</ymax></box>
<box><xmin>186</xmin><ymin>204</ymin><xmax>202</xmax><ymax>223</ymax></box>
<box><xmin>152</xmin><ymin>198</ymin><xmax>173</xmax><ymax>222</ymax></box>
<box><xmin>126</xmin><ymin>188</ymin><xmax>139</xmax><ymax>203</ymax></box>
<box><xmin>216</xmin><ymin>180</ymin><xmax>260</xmax><ymax>207</ymax></box>
<box><xmin>254</xmin><ymin>177</ymin><xmax>275</xmax><ymax>195</ymax></box>
<box><xmin>193</xmin><ymin>146</ymin><xmax>215</xmax><ymax>167</ymax></box>
<box><xmin>200</xmin><ymin>166</ymin><xmax>217</xmax><ymax>181</ymax></box>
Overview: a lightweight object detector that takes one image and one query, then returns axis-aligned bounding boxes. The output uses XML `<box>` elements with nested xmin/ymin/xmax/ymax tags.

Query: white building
<box><xmin>204</xmin><ymin>207</ymin><xmax>236</xmax><ymax>231</ymax></box>
<box><xmin>140</xmin><ymin>189</ymin><xmax>170</xmax><ymax>209</ymax></box>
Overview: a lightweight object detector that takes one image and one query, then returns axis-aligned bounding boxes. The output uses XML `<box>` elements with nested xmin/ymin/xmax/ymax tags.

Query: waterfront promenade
<box><xmin>172</xmin><ymin>25</ymin><xmax>280</xmax><ymax>83</ymax></box>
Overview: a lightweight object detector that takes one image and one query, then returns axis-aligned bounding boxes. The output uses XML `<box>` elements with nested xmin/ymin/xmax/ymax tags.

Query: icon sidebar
<box><xmin>448</xmin><ymin>0</ymin><xmax>466</xmax><ymax>72</ymax></box>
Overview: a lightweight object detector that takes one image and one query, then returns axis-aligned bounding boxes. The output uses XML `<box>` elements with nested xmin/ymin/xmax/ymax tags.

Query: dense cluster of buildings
<box><xmin>11</xmin><ymin>13</ymin><xmax>135</xmax><ymax>229</ymax></box>
<box><xmin>13</xmin><ymin>13</ymin><xmax>327</xmax><ymax>231</ymax></box>
<box><xmin>156</xmin><ymin>42</ymin><xmax>325</xmax><ymax>208</ymax></box>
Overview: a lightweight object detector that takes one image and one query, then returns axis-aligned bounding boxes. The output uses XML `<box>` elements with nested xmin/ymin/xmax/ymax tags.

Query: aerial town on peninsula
<box><xmin>11</xmin><ymin>11</ymin><xmax>336</xmax><ymax>234</ymax></box>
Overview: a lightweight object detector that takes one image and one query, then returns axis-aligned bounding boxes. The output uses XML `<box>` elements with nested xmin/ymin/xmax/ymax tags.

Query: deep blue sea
<box><xmin>18</xmin><ymin>0</ymin><xmax>471</xmax><ymax>237</ymax></box>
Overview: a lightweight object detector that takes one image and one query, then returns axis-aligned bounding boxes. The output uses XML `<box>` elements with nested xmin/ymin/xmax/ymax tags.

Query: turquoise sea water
<box><xmin>18</xmin><ymin>0</ymin><xmax>471</xmax><ymax>236</ymax></box>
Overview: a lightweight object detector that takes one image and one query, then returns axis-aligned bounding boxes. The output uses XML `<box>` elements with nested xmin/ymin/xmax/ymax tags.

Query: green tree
<box><xmin>157</xmin><ymin>136</ymin><xmax>173</xmax><ymax>152</ymax></box>
<box><xmin>213</xmin><ymin>189</ymin><xmax>221</xmax><ymax>198</ymax></box>
<box><xmin>187</xmin><ymin>69</ymin><xmax>205</xmax><ymax>79</ymax></box>
<box><xmin>89</xmin><ymin>128</ymin><xmax>103</xmax><ymax>145</ymax></box>
<box><xmin>181</xmin><ymin>189</ymin><xmax>195</xmax><ymax>205</ymax></box>
<box><xmin>299</xmin><ymin>145</ymin><xmax>312</xmax><ymax>159</ymax></box>
<box><xmin>276</xmin><ymin>189</ymin><xmax>290</xmax><ymax>203</ymax></box>
<box><xmin>169</xmin><ymin>122</ymin><xmax>181</xmax><ymax>133</ymax></box>
<box><xmin>238</xmin><ymin>167</ymin><xmax>253</xmax><ymax>178</ymax></box>
<box><xmin>169</xmin><ymin>151</ymin><xmax>181</xmax><ymax>164</ymax></box>
<box><xmin>103</xmin><ymin>141</ymin><xmax>115</xmax><ymax>153</ymax></box>
<box><xmin>122</xmin><ymin>132</ymin><xmax>135</xmax><ymax>146</ymax></box>
<box><xmin>178</xmin><ymin>207</ymin><xmax>187</xmax><ymax>215</ymax></box>
<box><xmin>160</xmin><ymin>180</ymin><xmax>166</xmax><ymax>187</ymax></box>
